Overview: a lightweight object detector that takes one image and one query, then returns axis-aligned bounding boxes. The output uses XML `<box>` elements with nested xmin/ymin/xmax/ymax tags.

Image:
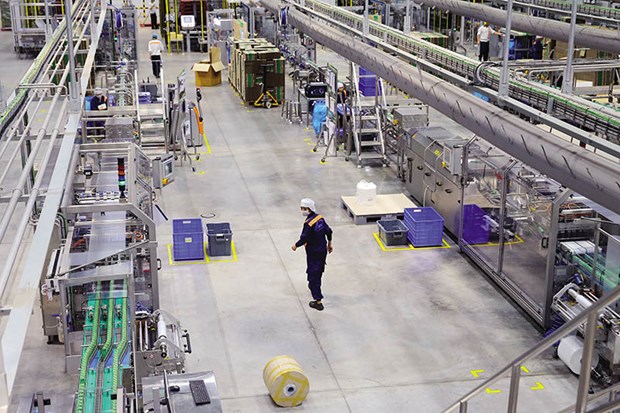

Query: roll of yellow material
<box><xmin>263</xmin><ymin>355</ymin><xmax>310</xmax><ymax>407</ymax></box>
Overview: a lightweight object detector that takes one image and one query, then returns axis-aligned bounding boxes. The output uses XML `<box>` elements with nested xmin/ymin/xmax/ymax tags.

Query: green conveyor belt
<box><xmin>111</xmin><ymin>281</ymin><xmax>129</xmax><ymax>413</ymax></box>
<box><xmin>75</xmin><ymin>281</ymin><xmax>131</xmax><ymax>413</ymax></box>
<box><xmin>75</xmin><ymin>283</ymin><xmax>102</xmax><ymax>413</ymax></box>
<box><xmin>0</xmin><ymin>0</ymin><xmax>85</xmax><ymax>136</ymax></box>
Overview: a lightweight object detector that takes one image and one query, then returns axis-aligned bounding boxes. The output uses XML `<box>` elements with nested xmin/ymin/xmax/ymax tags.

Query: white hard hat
<box><xmin>300</xmin><ymin>198</ymin><xmax>316</xmax><ymax>212</ymax></box>
<box><xmin>94</xmin><ymin>87</ymin><xmax>103</xmax><ymax>96</ymax></box>
<box><xmin>337</xmin><ymin>82</ymin><xmax>344</xmax><ymax>89</ymax></box>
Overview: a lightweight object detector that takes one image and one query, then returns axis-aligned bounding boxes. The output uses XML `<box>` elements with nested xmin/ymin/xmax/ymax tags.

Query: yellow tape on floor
<box><xmin>166</xmin><ymin>241</ymin><xmax>238</xmax><ymax>265</ymax></box>
<box><xmin>467</xmin><ymin>235</ymin><xmax>524</xmax><ymax>247</ymax></box>
<box><xmin>373</xmin><ymin>233</ymin><xmax>451</xmax><ymax>251</ymax></box>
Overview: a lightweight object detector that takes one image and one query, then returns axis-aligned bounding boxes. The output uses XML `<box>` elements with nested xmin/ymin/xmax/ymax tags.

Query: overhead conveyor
<box><xmin>281</xmin><ymin>0</ymin><xmax>620</xmax><ymax>148</ymax></box>
<box><xmin>262</xmin><ymin>0</ymin><xmax>620</xmax><ymax>216</ymax></box>
<box><xmin>486</xmin><ymin>0</ymin><xmax>620</xmax><ymax>24</ymax></box>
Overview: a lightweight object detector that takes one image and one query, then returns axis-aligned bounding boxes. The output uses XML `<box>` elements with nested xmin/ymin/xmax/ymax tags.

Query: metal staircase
<box><xmin>351</xmin><ymin>63</ymin><xmax>388</xmax><ymax>168</ymax></box>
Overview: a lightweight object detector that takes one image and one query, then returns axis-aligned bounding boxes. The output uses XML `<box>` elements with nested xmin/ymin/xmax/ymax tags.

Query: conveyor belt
<box><xmin>492</xmin><ymin>0</ymin><xmax>620</xmax><ymax>21</ymax></box>
<box><xmin>0</xmin><ymin>0</ymin><xmax>87</xmax><ymax>137</ymax></box>
<box><xmin>298</xmin><ymin>0</ymin><xmax>620</xmax><ymax>143</ymax></box>
<box><xmin>75</xmin><ymin>281</ymin><xmax>130</xmax><ymax>413</ymax></box>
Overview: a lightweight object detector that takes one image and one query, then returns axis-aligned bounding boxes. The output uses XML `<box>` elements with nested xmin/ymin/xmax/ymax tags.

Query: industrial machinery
<box><xmin>276</xmin><ymin>0</ymin><xmax>620</xmax><ymax>145</ymax></box>
<box><xmin>34</xmin><ymin>142</ymin><xmax>221</xmax><ymax>412</ymax></box>
<box><xmin>397</xmin><ymin>125</ymin><xmax>620</xmax><ymax>336</ymax></box>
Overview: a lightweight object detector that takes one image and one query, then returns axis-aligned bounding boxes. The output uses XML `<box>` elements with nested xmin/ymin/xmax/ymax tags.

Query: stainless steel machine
<box><xmin>400</xmin><ymin>127</ymin><xmax>620</xmax><ymax>335</ymax></box>
<box><xmin>35</xmin><ymin>143</ymin><xmax>221</xmax><ymax>412</ymax></box>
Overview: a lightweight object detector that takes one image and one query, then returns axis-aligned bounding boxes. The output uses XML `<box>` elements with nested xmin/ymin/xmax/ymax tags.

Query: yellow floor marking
<box><xmin>373</xmin><ymin>233</ymin><xmax>451</xmax><ymax>251</ymax></box>
<box><xmin>485</xmin><ymin>388</ymin><xmax>501</xmax><ymax>394</ymax></box>
<box><xmin>166</xmin><ymin>241</ymin><xmax>237</xmax><ymax>265</ymax></box>
<box><xmin>521</xmin><ymin>366</ymin><xmax>530</xmax><ymax>373</ymax></box>
<box><xmin>470</xmin><ymin>370</ymin><xmax>485</xmax><ymax>378</ymax></box>
<box><xmin>167</xmin><ymin>243</ymin><xmax>208</xmax><ymax>265</ymax></box>
<box><xmin>469</xmin><ymin>235</ymin><xmax>524</xmax><ymax>247</ymax></box>
<box><xmin>206</xmin><ymin>241</ymin><xmax>238</xmax><ymax>263</ymax></box>
<box><xmin>530</xmin><ymin>382</ymin><xmax>545</xmax><ymax>391</ymax></box>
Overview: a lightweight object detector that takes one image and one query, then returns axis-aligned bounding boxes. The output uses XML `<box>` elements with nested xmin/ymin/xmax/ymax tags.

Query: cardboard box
<box><xmin>233</xmin><ymin>19</ymin><xmax>248</xmax><ymax>40</ymax></box>
<box><xmin>192</xmin><ymin>47</ymin><xmax>226</xmax><ymax>87</ymax></box>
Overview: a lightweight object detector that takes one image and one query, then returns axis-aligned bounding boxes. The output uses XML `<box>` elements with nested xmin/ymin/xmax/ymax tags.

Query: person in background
<box><xmin>148</xmin><ymin>33</ymin><xmax>165</xmax><ymax>79</ymax></box>
<box><xmin>336</xmin><ymin>82</ymin><xmax>348</xmax><ymax>131</ymax></box>
<box><xmin>336</xmin><ymin>81</ymin><xmax>347</xmax><ymax>104</ymax></box>
<box><xmin>91</xmin><ymin>87</ymin><xmax>108</xmax><ymax>110</ymax></box>
<box><xmin>476</xmin><ymin>22</ymin><xmax>503</xmax><ymax>62</ymax></box>
<box><xmin>292</xmin><ymin>198</ymin><xmax>333</xmax><ymax>311</ymax></box>
<box><xmin>149</xmin><ymin>0</ymin><xmax>159</xmax><ymax>29</ymax></box>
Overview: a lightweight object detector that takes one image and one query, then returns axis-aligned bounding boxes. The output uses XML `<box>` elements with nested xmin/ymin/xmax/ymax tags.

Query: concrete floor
<box><xmin>6</xmin><ymin>26</ymin><xmax>584</xmax><ymax>412</ymax></box>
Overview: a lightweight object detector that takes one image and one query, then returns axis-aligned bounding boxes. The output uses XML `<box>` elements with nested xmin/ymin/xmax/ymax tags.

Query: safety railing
<box><xmin>443</xmin><ymin>229</ymin><xmax>620</xmax><ymax>413</ymax></box>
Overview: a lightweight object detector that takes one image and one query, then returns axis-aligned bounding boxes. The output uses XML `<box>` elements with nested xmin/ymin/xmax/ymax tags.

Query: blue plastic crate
<box><xmin>359</xmin><ymin>84</ymin><xmax>377</xmax><ymax>96</ymax></box>
<box><xmin>359</xmin><ymin>67</ymin><xmax>374</xmax><ymax>76</ymax></box>
<box><xmin>172</xmin><ymin>233</ymin><xmax>205</xmax><ymax>261</ymax></box>
<box><xmin>173</xmin><ymin>218</ymin><xmax>203</xmax><ymax>235</ymax></box>
<box><xmin>404</xmin><ymin>207</ymin><xmax>444</xmax><ymax>247</ymax></box>
<box><xmin>206</xmin><ymin>222</ymin><xmax>233</xmax><ymax>257</ymax></box>
<box><xmin>461</xmin><ymin>204</ymin><xmax>490</xmax><ymax>245</ymax></box>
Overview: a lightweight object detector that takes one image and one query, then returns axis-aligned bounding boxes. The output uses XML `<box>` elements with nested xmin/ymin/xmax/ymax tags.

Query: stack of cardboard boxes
<box><xmin>550</xmin><ymin>39</ymin><xmax>614</xmax><ymax>85</ymax></box>
<box><xmin>229</xmin><ymin>38</ymin><xmax>286</xmax><ymax>104</ymax></box>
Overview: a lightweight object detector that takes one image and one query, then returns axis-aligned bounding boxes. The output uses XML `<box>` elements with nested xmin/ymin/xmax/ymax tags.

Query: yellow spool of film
<box><xmin>263</xmin><ymin>355</ymin><xmax>309</xmax><ymax>407</ymax></box>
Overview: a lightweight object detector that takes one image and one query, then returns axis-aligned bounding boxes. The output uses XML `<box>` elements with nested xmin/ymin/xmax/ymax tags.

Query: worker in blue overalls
<box><xmin>292</xmin><ymin>198</ymin><xmax>333</xmax><ymax>311</ymax></box>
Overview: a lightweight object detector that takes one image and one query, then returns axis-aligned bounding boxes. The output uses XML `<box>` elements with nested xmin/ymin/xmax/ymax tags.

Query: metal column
<box><xmin>404</xmin><ymin>0</ymin><xmax>411</xmax><ymax>33</ymax></box>
<box><xmin>363</xmin><ymin>0</ymin><xmax>369</xmax><ymax>36</ymax></box>
<box><xmin>561</xmin><ymin>0</ymin><xmax>578</xmax><ymax>94</ymax></box>
<box><xmin>64</xmin><ymin>0</ymin><xmax>79</xmax><ymax>107</ymax></box>
<box><xmin>498</xmin><ymin>0</ymin><xmax>514</xmax><ymax>98</ymax></box>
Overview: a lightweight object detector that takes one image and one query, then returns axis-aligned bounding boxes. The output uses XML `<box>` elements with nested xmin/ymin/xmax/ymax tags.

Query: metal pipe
<box><xmin>0</xmin><ymin>84</ymin><xmax>69</xmax><ymax>190</ymax></box>
<box><xmin>506</xmin><ymin>364</ymin><xmax>521</xmax><ymax>413</ymax></box>
<box><xmin>0</xmin><ymin>90</ymin><xmax>65</xmax><ymax>244</ymax></box>
<box><xmin>561</xmin><ymin>0</ymin><xmax>578</xmax><ymax>94</ymax></box>
<box><xmin>0</xmin><ymin>99</ymin><xmax>68</xmax><ymax>299</ymax></box>
<box><xmin>0</xmin><ymin>0</ymin><xmax>85</xmax><ymax>136</ymax></box>
<box><xmin>64</xmin><ymin>0</ymin><xmax>79</xmax><ymax>103</ymax></box>
<box><xmin>498</xmin><ymin>0</ymin><xmax>513</xmax><ymax>98</ymax></box>
<box><xmin>0</xmin><ymin>92</ymin><xmax>47</xmax><ymax>179</ymax></box>
<box><xmin>265</xmin><ymin>0</ymin><xmax>620</xmax><ymax>215</ymax></box>
<box><xmin>575</xmin><ymin>312</ymin><xmax>598</xmax><ymax>412</ymax></box>
<box><xmin>411</xmin><ymin>0</ymin><xmax>620</xmax><ymax>55</ymax></box>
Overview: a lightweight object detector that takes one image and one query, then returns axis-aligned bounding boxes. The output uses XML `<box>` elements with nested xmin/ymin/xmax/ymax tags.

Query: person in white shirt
<box><xmin>148</xmin><ymin>33</ymin><xmax>165</xmax><ymax>79</ymax></box>
<box><xmin>149</xmin><ymin>0</ymin><xmax>158</xmax><ymax>29</ymax></box>
<box><xmin>476</xmin><ymin>22</ymin><xmax>502</xmax><ymax>62</ymax></box>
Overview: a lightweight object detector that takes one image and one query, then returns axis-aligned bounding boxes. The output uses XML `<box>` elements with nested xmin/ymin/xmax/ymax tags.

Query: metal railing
<box><xmin>442</xmin><ymin>274</ymin><xmax>620</xmax><ymax>413</ymax></box>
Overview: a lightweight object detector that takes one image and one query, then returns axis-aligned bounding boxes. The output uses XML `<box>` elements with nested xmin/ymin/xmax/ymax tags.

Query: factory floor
<box><xmin>5</xmin><ymin>26</ymin><xmax>585</xmax><ymax>412</ymax></box>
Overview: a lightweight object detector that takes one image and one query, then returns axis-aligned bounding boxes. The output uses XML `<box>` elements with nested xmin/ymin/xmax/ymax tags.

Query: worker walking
<box><xmin>476</xmin><ymin>22</ymin><xmax>502</xmax><ymax>62</ymax></box>
<box><xmin>149</xmin><ymin>0</ymin><xmax>159</xmax><ymax>29</ymax></box>
<box><xmin>148</xmin><ymin>33</ymin><xmax>165</xmax><ymax>79</ymax></box>
<box><xmin>292</xmin><ymin>199</ymin><xmax>333</xmax><ymax>311</ymax></box>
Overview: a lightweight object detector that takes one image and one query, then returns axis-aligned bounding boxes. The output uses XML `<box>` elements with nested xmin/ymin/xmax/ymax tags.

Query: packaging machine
<box><xmin>397</xmin><ymin>125</ymin><xmax>619</xmax><ymax>335</ymax></box>
<box><xmin>33</xmin><ymin>143</ymin><xmax>221</xmax><ymax>412</ymax></box>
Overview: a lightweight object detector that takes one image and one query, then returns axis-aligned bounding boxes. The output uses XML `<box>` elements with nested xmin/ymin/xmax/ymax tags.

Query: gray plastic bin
<box><xmin>377</xmin><ymin>219</ymin><xmax>409</xmax><ymax>246</ymax></box>
<box><xmin>206</xmin><ymin>223</ymin><xmax>233</xmax><ymax>256</ymax></box>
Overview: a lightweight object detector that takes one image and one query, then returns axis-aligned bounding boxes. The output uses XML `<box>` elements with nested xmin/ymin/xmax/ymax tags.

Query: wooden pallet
<box><xmin>341</xmin><ymin>193</ymin><xmax>416</xmax><ymax>225</ymax></box>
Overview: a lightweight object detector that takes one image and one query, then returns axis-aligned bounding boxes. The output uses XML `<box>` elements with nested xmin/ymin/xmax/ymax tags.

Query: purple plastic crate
<box><xmin>359</xmin><ymin>67</ymin><xmax>374</xmax><ymax>76</ymax></box>
<box><xmin>138</xmin><ymin>91</ymin><xmax>152</xmax><ymax>104</ymax></box>
<box><xmin>359</xmin><ymin>84</ymin><xmax>377</xmax><ymax>96</ymax></box>
<box><xmin>173</xmin><ymin>218</ymin><xmax>203</xmax><ymax>235</ymax></box>
<box><xmin>461</xmin><ymin>204</ymin><xmax>490</xmax><ymax>245</ymax></box>
<box><xmin>404</xmin><ymin>207</ymin><xmax>444</xmax><ymax>247</ymax></box>
<box><xmin>172</xmin><ymin>233</ymin><xmax>205</xmax><ymax>261</ymax></box>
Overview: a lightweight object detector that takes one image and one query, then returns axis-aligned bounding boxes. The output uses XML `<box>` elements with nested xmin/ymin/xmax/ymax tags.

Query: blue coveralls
<box><xmin>295</xmin><ymin>212</ymin><xmax>333</xmax><ymax>301</ymax></box>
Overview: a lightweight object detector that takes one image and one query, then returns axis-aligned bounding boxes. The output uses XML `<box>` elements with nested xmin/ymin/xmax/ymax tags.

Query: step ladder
<box><xmin>351</xmin><ymin>63</ymin><xmax>388</xmax><ymax>168</ymax></box>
